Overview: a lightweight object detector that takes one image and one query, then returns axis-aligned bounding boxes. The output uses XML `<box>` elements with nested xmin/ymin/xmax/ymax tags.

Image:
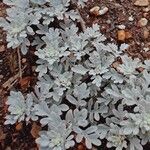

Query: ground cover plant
<box><xmin>0</xmin><ymin>0</ymin><xmax>150</xmax><ymax>150</ymax></box>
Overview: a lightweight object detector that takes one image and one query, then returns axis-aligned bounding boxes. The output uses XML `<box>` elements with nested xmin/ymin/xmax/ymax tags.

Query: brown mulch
<box><xmin>0</xmin><ymin>2</ymin><xmax>37</xmax><ymax>150</ymax></box>
<box><xmin>0</xmin><ymin>0</ymin><xmax>149</xmax><ymax>150</ymax></box>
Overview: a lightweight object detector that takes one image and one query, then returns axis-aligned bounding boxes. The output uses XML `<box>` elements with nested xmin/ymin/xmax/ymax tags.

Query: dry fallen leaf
<box><xmin>30</xmin><ymin>122</ymin><xmax>41</xmax><ymax>139</ymax></box>
<box><xmin>3</xmin><ymin>96</ymin><xmax>8</xmax><ymax>113</ymax></box>
<box><xmin>77</xmin><ymin>144</ymin><xmax>86</xmax><ymax>150</ymax></box>
<box><xmin>0</xmin><ymin>127</ymin><xmax>6</xmax><ymax>141</ymax></box>
<box><xmin>19</xmin><ymin>76</ymin><xmax>32</xmax><ymax>89</ymax></box>
<box><xmin>112</xmin><ymin>61</ymin><xmax>120</xmax><ymax>68</ymax></box>
<box><xmin>15</xmin><ymin>122</ymin><xmax>23</xmax><ymax>131</ymax></box>
<box><xmin>137</xmin><ymin>67</ymin><xmax>145</xmax><ymax>72</ymax></box>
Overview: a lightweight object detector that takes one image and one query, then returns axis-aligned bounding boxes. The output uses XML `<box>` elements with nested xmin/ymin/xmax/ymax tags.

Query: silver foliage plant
<box><xmin>1</xmin><ymin>0</ymin><xmax>150</xmax><ymax>150</ymax></box>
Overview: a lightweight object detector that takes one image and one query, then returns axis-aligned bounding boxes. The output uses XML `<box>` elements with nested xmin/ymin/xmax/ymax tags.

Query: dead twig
<box><xmin>2</xmin><ymin>65</ymin><xmax>27</xmax><ymax>90</ymax></box>
<box><xmin>76</xmin><ymin>8</ymin><xmax>86</xmax><ymax>32</ymax></box>
<box><xmin>17</xmin><ymin>47</ymin><xmax>22</xmax><ymax>79</ymax></box>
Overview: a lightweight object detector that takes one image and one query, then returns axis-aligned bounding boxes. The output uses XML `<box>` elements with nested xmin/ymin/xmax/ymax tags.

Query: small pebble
<box><xmin>32</xmin><ymin>66</ymin><xmax>37</xmax><ymax>72</ymax></box>
<box><xmin>134</xmin><ymin>0</ymin><xmax>149</xmax><ymax>7</ymax></box>
<box><xmin>117</xmin><ymin>30</ymin><xmax>126</xmax><ymax>41</ymax></box>
<box><xmin>5</xmin><ymin>147</ymin><xmax>11</xmax><ymax>150</ymax></box>
<box><xmin>99</xmin><ymin>7</ymin><xmax>109</xmax><ymax>15</ymax></box>
<box><xmin>22</xmin><ymin>58</ymin><xmax>27</xmax><ymax>63</ymax></box>
<box><xmin>143</xmin><ymin>28</ymin><xmax>149</xmax><ymax>39</ymax></box>
<box><xmin>117</xmin><ymin>25</ymin><xmax>126</xmax><ymax>29</ymax></box>
<box><xmin>138</xmin><ymin>18</ymin><xmax>148</xmax><ymax>27</ymax></box>
<box><xmin>143</xmin><ymin>12</ymin><xmax>148</xmax><ymax>17</ymax></box>
<box><xmin>0</xmin><ymin>11</ymin><xmax>3</xmax><ymax>17</ymax></box>
<box><xmin>90</xmin><ymin>6</ymin><xmax>100</xmax><ymax>16</ymax></box>
<box><xmin>128</xmin><ymin>16</ymin><xmax>134</xmax><ymax>21</ymax></box>
<box><xmin>0</xmin><ymin>45</ymin><xmax>5</xmax><ymax>52</ymax></box>
<box><xmin>141</xmin><ymin>42</ymin><xmax>145</xmax><ymax>46</ymax></box>
<box><xmin>90</xmin><ymin>6</ymin><xmax>109</xmax><ymax>16</ymax></box>
<box><xmin>143</xmin><ymin>6</ymin><xmax>150</xmax><ymax>12</ymax></box>
<box><xmin>136</xmin><ymin>42</ymin><xmax>141</xmax><ymax>45</ymax></box>
<box><xmin>0</xmin><ymin>75</ymin><xmax>3</xmax><ymax>79</ymax></box>
<box><xmin>143</xmin><ymin>47</ymin><xmax>149</xmax><ymax>52</ymax></box>
<box><xmin>106</xmin><ymin>19</ymin><xmax>111</xmax><ymax>24</ymax></box>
